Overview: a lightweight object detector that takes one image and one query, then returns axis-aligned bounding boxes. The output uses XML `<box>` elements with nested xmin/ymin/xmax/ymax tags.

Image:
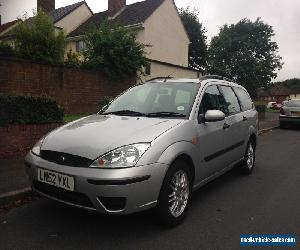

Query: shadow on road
<box><xmin>24</xmin><ymin>167</ymin><xmax>242</xmax><ymax>233</ymax></box>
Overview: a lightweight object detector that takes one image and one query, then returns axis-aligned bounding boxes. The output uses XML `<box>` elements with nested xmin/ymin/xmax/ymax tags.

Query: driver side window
<box><xmin>198</xmin><ymin>85</ymin><xmax>223</xmax><ymax>115</ymax></box>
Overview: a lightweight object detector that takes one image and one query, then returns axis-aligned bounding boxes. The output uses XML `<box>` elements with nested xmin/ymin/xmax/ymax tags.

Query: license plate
<box><xmin>292</xmin><ymin>111</ymin><xmax>300</xmax><ymax>116</ymax></box>
<box><xmin>37</xmin><ymin>168</ymin><xmax>75</xmax><ymax>191</ymax></box>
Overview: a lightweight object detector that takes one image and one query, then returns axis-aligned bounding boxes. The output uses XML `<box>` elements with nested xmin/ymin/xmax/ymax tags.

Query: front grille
<box><xmin>40</xmin><ymin>150</ymin><xmax>93</xmax><ymax>168</ymax></box>
<box><xmin>33</xmin><ymin>181</ymin><xmax>95</xmax><ymax>209</ymax></box>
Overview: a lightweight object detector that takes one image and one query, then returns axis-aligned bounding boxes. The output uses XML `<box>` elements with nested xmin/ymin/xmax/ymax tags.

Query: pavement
<box><xmin>258</xmin><ymin>112</ymin><xmax>280</xmax><ymax>131</ymax></box>
<box><xmin>0</xmin><ymin>128</ymin><xmax>299</xmax><ymax>249</ymax></box>
<box><xmin>0</xmin><ymin>112</ymin><xmax>280</xmax><ymax>204</ymax></box>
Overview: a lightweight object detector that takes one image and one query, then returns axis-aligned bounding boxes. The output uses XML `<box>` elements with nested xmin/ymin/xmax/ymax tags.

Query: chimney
<box><xmin>37</xmin><ymin>0</ymin><xmax>55</xmax><ymax>13</ymax></box>
<box><xmin>108</xmin><ymin>0</ymin><xmax>126</xmax><ymax>17</ymax></box>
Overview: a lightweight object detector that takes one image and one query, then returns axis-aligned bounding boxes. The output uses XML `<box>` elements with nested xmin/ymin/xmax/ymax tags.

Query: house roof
<box><xmin>0</xmin><ymin>20</ymin><xmax>19</xmax><ymax>34</ymax></box>
<box><xmin>257</xmin><ymin>85</ymin><xmax>291</xmax><ymax>97</ymax></box>
<box><xmin>0</xmin><ymin>1</ymin><xmax>86</xmax><ymax>38</ymax></box>
<box><xmin>68</xmin><ymin>11</ymin><xmax>108</xmax><ymax>37</ymax></box>
<box><xmin>49</xmin><ymin>1</ymin><xmax>86</xmax><ymax>23</ymax></box>
<box><xmin>68</xmin><ymin>0</ymin><xmax>164</xmax><ymax>37</ymax></box>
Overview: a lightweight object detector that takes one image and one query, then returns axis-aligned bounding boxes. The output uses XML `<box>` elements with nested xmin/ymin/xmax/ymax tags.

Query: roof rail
<box><xmin>199</xmin><ymin>75</ymin><xmax>232</xmax><ymax>82</ymax></box>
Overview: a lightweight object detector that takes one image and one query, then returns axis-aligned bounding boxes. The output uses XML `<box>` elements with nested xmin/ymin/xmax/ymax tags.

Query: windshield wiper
<box><xmin>146</xmin><ymin>112</ymin><xmax>186</xmax><ymax>117</ymax></box>
<box><xmin>102</xmin><ymin>110</ymin><xmax>146</xmax><ymax>116</ymax></box>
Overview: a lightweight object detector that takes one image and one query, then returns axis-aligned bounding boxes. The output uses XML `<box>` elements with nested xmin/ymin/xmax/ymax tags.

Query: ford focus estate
<box><xmin>25</xmin><ymin>76</ymin><xmax>258</xmax><ymax>226</ymax></box>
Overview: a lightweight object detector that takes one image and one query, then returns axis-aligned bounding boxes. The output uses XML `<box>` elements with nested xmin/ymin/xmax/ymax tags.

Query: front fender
<box><xmin>156</xmin><ymin>141</ymin><xmax>201</xmax><ymax>180</ymax></box>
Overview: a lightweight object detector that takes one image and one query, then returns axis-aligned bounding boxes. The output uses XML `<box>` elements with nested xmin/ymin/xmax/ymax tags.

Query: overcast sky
<box><xmin>1</xmin><ymin>0</ymin><xmax>299</xmax><ymax>81</ymax></box>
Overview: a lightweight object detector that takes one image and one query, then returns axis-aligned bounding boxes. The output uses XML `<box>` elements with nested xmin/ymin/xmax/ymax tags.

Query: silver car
<box><xmin>25</xmin><ymin>76</ymin><xmax>258</xmax><ymax>226</ymax></box>
<box><xmin>279</xmin><ymin>99</ymin><xmax>300</xmax><ymax>128</ymax></box>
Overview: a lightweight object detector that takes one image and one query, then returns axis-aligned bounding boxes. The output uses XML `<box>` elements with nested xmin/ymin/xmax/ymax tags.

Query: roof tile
<box><xmin>68</xmin><ymin>0</ymin><xmax>164</xmax><ymax>37</ymax></box>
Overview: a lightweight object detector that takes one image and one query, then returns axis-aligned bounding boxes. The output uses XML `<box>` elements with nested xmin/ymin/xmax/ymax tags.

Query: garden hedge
<box><xmin>0</xmin><ymin>94</ymin><xmax>64</xmax><ymax>127</ymax></box>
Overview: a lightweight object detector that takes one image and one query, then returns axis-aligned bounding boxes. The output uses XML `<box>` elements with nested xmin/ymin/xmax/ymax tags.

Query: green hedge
<box><xmin>0</xmin><ymin>94</ymin><xmax>64</xmax><ymax>127</ymax></box>
<box><xmin>255</xmin><ymin>104</ymin><xmax>266</xmax><ymax>113</ymax></box>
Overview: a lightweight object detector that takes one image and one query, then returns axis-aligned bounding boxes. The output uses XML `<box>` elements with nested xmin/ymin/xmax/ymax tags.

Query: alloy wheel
<box><xmin>168</xmin><ymin>170</ymin><xmax>189</xmax><ymax>218</ymax></box>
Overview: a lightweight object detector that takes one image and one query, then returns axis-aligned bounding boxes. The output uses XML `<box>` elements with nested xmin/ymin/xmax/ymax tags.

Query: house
<box><xmin>257</xmin><ymin>86</ymin><xmax>290</xmax><ymax>104</ymax></box>
<box><xmin>0</xmin><ymin>1</ymin><xmax>93</xmax><ymax>43</ymax></box>
<box><xmin>0</xmin><ymin>0</ymin><xmax>199</xmax><ymax>81</ymax></box>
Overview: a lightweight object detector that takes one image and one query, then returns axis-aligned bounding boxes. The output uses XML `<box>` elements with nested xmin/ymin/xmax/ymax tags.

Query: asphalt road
<box><xmin>1</xmin><ymin>128</ymin><xmax>299</xmax><ymax>250</ymax></box>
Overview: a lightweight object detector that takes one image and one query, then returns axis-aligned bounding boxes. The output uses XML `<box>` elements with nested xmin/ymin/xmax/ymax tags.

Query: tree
<box><xmin>208</xmin><ymin>18</ymin><xmax>283</xmax><ymax>97</ymax></box>
<box><xmin>14</xmin><ymin>10</ymin><xmax>66</xmax><ymax>65</ymax></box>
<box><xmin>0</xmin><ymin>42</ymin><xmax>14</xmax><ymax>57</ymax></box>
<box><xmin>82</xmin><ymin>21</ymin><xmax>149</xmax><ymax>79</ymax></box>
<box><xmin>179</xmin><ymin>7</ymin><xmax>208</xmax><ymax>71</ymax></box>
<box><xmin>65</xmin><ymin>49</ymin><xmax>81</xmax><ymax>68</ymax></box>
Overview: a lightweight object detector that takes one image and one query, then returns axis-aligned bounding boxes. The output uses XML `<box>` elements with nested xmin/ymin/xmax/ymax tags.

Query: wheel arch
<box><xmin>157</xmin><ymin>141</ymin><xmax>199</xmax><ymax>186</ymax></box>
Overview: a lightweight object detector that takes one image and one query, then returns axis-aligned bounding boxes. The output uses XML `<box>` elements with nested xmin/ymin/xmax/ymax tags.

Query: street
<box><xmin>1</xmin><ymin>128</ymin><xmax>299</xmax><ymax>250</ymax></box>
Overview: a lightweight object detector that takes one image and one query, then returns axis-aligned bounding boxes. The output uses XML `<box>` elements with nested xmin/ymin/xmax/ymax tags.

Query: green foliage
<box><xmin>65</xmin><ymin>49</ymin><xmax>81</xmax><ymax>68</ymax></box>
<box><xmin>82</xmin><ymin>21</ymin><xmax>149</xmax><ymax>79</ymax></box>
<box><xmin>14</xmin><ymin>10</ymin><xmax>66</xmax><ymax>65</ymax></box>
<box><xmin>208</xmin><ymin>18</ymin><xmax>283</xmax><ymax>97</ymax></box>
<box><xmin>255</xmin><ymin>104</ymin><xmax>266</xmax><ymax>113</ymax></box>
<box><xmin>0</xmin><ymin>42</ymin><xmax>15</xmax><ymax>57</ymax></box>
<box><xmin>179</xmin><ymin>7</ymin><xmax>208</xmax><ymax>71</ymax></box>
<box><xmin>98</xmin><ymin>96</ymin><xmax>113</xmax><ymax>109</ymax></box>
<box><xmin>0</xmin><ymin>94</ymin><xmax>64</xmax><ymax>127</ymax></box>
<box><xmin>274</xmin><ymin>78</ymin><xmax>300</xmax><ymax>92</ymax></box>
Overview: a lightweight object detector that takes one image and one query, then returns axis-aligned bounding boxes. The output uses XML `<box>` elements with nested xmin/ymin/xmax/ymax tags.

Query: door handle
<box><xmin>243</xmin><ymin>116</ymin><xmax>248</xmax><ymax>121</ymax></box>
<box><xmin>223</xmin><ymin>123</ymin><xmax>230</xmax><ymax>129</ymax></box>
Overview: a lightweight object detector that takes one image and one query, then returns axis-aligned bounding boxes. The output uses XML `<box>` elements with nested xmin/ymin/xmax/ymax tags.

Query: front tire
<box><xmin>156</xmin><ymin>159</ymin><xmax>192</xmax><ymax>226</ymax></box>
<box><xmin>240</xmin><ymin>140</ymin><xmax>256</xmax><ymax>175</ymax></box>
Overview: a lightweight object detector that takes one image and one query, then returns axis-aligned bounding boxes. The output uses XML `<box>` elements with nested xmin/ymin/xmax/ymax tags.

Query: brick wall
<box><xmin>0</xmin><ymin>58</ymin><xmax>136</xmax><ymax>114</ymax></box>
<box><xmin>0</xmin><ymin>123</ymin><xmax>62</xmax><ymax>158</ymax></box>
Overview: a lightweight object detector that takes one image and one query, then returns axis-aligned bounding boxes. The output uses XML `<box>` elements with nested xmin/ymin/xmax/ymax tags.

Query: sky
<box><xmin>1</xmin><ymin>0</ymin><xmax>300</xmax><ymax>81</ymax></box>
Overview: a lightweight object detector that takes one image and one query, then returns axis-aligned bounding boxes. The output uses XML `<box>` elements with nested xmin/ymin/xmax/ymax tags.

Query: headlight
<box><xmin>31</xmin><ymin>138</ymin><xmax>44</xmax><ymax>156</ymax></box>
<box><xmin>90</xmin><ymin>143</ymin><xmax>150</xmax><ymax>168</ymax></box>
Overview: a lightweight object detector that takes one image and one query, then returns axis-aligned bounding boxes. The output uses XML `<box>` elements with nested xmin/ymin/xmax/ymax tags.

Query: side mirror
<box><xmin>204</xmin><ymin>110</ymin><xmax>225</xmax><ymax>122</ymax></box>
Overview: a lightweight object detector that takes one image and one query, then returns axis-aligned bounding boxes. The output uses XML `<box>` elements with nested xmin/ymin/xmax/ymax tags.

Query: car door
<box><xmin>233</xmin><ymin>87</ymin><xmax>256</xmax><ymax>155</ymax></box>
<box><xmin>196</xmin><ymin>84</ymin><xmax>237</xmax><ymax>178</ymax></box>
<box><xmin>218</xmin><ymin>84</ymin><xmax>245</xmax><ymax>164</ymax></box>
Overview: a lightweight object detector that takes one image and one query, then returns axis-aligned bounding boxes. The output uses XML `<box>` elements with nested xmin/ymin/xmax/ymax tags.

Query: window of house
<box><xmin>145</xmin><ymin>64</ymin><xmax>151</xmax><ymax>75</ymax></box>
<box><xmin>219</xmin><ymin>85</ymin><xmax>241</xmax><ymax>115</ymax></box>
<box><xmin>76</xmin><ymin>41</ymin><xmax>86</xmax><ymax>52</ymax></box>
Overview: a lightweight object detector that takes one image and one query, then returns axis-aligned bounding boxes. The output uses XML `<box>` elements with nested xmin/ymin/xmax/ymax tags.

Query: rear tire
<box><xmin>240</xmin><ymin>140</ymin><xmax>256</xmax><ymax>175</ymax></box>
<box><xmin>156</xmin><ymin>159</ymin><xmax>192</xmax><ymax>227</ymax></box>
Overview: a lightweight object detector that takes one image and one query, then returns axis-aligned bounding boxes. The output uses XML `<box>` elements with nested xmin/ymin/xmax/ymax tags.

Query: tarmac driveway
<box><xmin>0</xmin><ymin>128</ymin><xmax>299</xmax><ymax>250</ymax></box>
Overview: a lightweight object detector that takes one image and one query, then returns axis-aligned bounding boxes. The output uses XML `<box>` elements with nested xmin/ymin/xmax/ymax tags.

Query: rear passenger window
<box><xmin>219</xmin><ymin>86</ymin><xmax>241</xmax><ymax>115</ymax></box>
<box><xmin>234</xmin><ymin>87</ymin><xmax>253</xmax><ymax>111</ymax></box>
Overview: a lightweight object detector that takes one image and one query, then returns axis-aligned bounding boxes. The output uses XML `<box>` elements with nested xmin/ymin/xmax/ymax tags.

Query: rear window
<box><xmin>285</xmin><ymin>100</ymin><xmax>300</xmax><ymax>107</ymax></box>
<box><xmin>234</xmin><ymin>87</ymin><xmax>253</xmax><ymax>111</ymax></box>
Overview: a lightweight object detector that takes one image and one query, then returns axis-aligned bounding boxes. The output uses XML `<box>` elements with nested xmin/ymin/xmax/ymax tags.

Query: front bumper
<box><xmin>25</xmin><ymin>152</ymin><xmax>169</xmax><ymax>214</ymax></box>
<box><xmin>279</xmin><ymin>115</ymin><xmax>300</xmax><ymax>125</ymax></box>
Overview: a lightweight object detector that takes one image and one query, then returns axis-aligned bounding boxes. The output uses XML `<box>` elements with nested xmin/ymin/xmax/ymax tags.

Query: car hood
<box><xmin>41</xmin><ymin>115</ymin><xmax>183</xmax><ymax>159</ymax></box>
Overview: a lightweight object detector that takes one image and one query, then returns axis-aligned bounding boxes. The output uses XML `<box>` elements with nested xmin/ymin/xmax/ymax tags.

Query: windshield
<box><xmin>285</xmin><ymin>100</ymin><xmax>300</xmax><ymax>107</ymax></box>
<box><xmin>102</xmin><ymin>82</ymin><xmax>200</xmax><ymax>118</ymax></box>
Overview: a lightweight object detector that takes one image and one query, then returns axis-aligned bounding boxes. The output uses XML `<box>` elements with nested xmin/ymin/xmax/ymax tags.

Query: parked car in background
<box><xmin>280</xmin><ymin>99</ymin><xmax>300</xmax><ymax>128</ymax></box>
<box><xmin>266</xmin><ymin>102</ymin><xmax>277</xmax><ymax>108</ymax></box>
<box><xmin>266</xmin><ymin>101</ymin><xmax>282</xmax><ymax>110</ymax></box>
<box><xmin>25</xmin><ymin>76</ymin><xmax>258</xmax><ymax>226</ymax></box>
